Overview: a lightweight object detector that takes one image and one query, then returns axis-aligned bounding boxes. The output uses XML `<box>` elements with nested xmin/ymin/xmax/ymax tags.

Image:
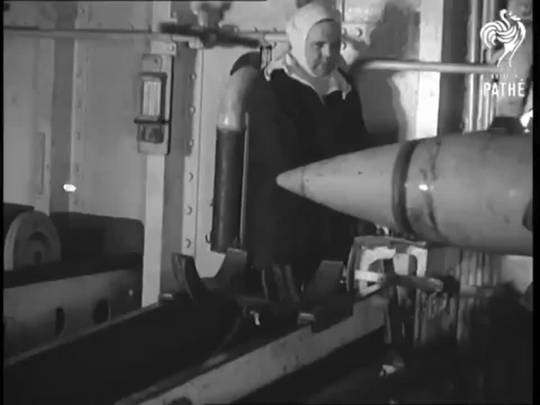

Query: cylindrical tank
<box><xmin>277</xmin><ymin>132</ymin><xmax>532</xmax><ymax>256</ymax></box>
<box><xmin>211</xmin><ymin>55</ymin><xmax>259</xmax><ymax>253</ymax></box>
<box><xmin>211</xmin><ymin>127</ymin><xmax>246</xmax><ymax>253</ymax></box>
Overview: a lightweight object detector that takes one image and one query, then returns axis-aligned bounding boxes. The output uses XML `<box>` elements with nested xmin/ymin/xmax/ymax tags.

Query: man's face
<box><xmin>305</xmin><ymin>20</ymin><xmax>342</xmax><ymax>77</ymax></box>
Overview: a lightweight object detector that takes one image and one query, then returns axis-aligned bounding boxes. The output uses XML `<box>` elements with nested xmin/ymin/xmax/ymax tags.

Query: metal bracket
<box><xmin>187</xmin><ymin>37</ymin><xmax>205</xmax><ymax>50</ymax></box>
<box><xmin>150</xmin><ymin>40</ymin><xmax>177</xmax><ymax>56</ymax></box>
<box><xmin>347</xmin><ymin>236</ymin><xmax>456</xmax><ymax>351</ymax></box>
<box><xmin>171</xmin><ymin>249</ymin><xmax>248</xmax><ymax>299</ymax></box>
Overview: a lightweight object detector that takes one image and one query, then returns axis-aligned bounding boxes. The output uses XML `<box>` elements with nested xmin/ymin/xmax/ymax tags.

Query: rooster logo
<box><xmin>480</xmin><ymin>9</ymin><xmax>526</xmax><ymax>67</ymax></box>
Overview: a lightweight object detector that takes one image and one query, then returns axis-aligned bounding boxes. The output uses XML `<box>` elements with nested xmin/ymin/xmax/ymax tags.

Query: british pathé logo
<box><xmin>480</xmin><ymin>9</ymin><xmax>526</xmax><ymax>68</ymax></box>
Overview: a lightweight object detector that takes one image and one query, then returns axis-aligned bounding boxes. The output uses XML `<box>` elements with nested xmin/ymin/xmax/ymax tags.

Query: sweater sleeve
<box><xmin>337</xmin><ymin>69</ymin><xmax>380</xmax><ymax>152</ymax></box>
<box><xmin>345</xmin><ymin>89</ymin><xmax>372</xmax><ymax>150</ymax></box>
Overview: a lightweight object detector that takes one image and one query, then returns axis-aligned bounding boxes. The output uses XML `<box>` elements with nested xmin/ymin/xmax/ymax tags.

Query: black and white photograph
<box><xmin>3</xmin><ymin>0</ymin><xmax>533</xmax><ymax>403</ymax></box>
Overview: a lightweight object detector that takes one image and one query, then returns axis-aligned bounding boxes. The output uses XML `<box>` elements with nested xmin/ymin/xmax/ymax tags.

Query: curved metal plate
<box><xmin>4</xmin><ymin>210</ymin><xmax>61</xmax><ymax>270</ymax></box>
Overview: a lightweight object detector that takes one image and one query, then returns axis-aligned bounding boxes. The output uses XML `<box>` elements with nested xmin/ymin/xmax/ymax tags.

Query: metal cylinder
<box><xmin>211</xmin><ymin>129</ymin><xmax>245</xmax><ymax>252</ymax></box>
<box><xmin>402</xmin><ymin>134</ymin><xmax>530</xmax><ymax>255</ymax></box>
<box><xmin>477</xmin><ymin>0</ymin><xmax>497</xmax><ymax>130</ymax></box>
<box><xmin>464</xmin><ymin>0</ymin><xmax>481</xmax><ymax>131</ymax></box>
<box><xmin>211</xmin><ymin>63</ymin><xmax>258</xmax><ymax>253</ymax></box>
<box><xmin>277</xmin><ymin>132</ymin><xmax>532</xmax><ymax>256</ymax></box>
<box><xmin>358</xmin><ymin>60</ymin><xmax>500</xmax><ymax>75</ymax></box>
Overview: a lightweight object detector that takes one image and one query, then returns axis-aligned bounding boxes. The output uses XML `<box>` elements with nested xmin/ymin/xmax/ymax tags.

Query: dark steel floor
<box><xmin>238</xmin><ymin>294</ymin><xmax>533</xmax><ymax>405</ymax></box>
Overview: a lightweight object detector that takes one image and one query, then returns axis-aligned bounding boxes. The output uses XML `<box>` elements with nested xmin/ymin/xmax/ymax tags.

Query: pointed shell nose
<box><xmin>276</xmin><ymin>166</ymin><xmax>305</xmax><ymax>196</ymax></box>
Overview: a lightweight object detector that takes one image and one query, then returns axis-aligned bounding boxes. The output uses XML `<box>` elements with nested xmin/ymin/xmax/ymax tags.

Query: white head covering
<box><xmin>265</xmin><ymin>0</ymin><xmax>351</xmax><ymax>99</ymax></box>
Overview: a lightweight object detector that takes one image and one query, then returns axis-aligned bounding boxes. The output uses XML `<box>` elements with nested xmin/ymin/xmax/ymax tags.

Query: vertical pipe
<box><xmin>485</xmin><ymin>0</ymin><xmax>497</xmax><ymax>129</ymax></box>
<box><xmin>142</xmin><ymin>0</ymin><xmax>173</xmax><ymax>306</ymax></box>
<box><xmin>211</xmin><ymin>127</ymin><xmax>245</xmax><ymax>252</ymax></box>
<box><xmin>474</xmin><ymin>17</ymin><xmax>492</xmax><ymax>321</ymax></box>
<box><xmin>238</xmin><ymin>113</ymin><xmax>250</xmax><ymax>249</ymax></box>
<box><xmin>462</xmin><ymin>0</ymin><xmax>481</xmax><ymax>341</ymax></box>
<box><xmin>478</xmin><ymin>0</ymin><xmax>497</xmax><ymax>130</ymax></box>
<box><xmin>211</xmin><ymin>64</ymin><xmax>258</xmax><ymax>253</ymax></box>
<box><xmin>477</xmin><ymin>76</ymin><xmax>485</xmax><ymax>130</ymax></box>
<box><xmin>464</xmin><ymin>0</ymin><xmax>480</xmax><ymax>131</ymax></box>
<box><xmin>476</xmin><ymin>0</ymin><xmax>487</xmax><ymax>131</ymax></box>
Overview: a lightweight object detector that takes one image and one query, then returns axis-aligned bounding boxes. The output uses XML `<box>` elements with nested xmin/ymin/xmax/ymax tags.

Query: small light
<box><xmin>418</xmin><ymin>183</ymin><xmax>429</xmax><ymax>192</ymax></box>
<box><xmin>250</xmin><ymin>310</ymin><xmax>261</xmax><ymax>326</ymax></box>
<box><xmin>519</xmin><ymin>110</ymin><xmax>533</xmax><ymax>129</ymax></box>
<box><xmin>63</xmin><ymin>184</ymin><xmax>77</xmax><ymax>193</ymax></box>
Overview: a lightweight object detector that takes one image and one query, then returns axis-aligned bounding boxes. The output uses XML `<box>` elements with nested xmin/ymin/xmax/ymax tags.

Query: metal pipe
<box><xmin>160</xmin><ymin>23</ymin><xmax>261</xmax><ymax>48</ymax></box>
<box><xmin>211</xmin><ymin>64</ymin><xmax>259</xmax><ymax>253</ymax></box>
<box><xmin>477</xmin><ymin>74</ymin><xmax>485</xmax><ymax>129</ymax></box>
<box><xmin>480</xmin><ymin>76</ymin><xmax>496</xmax><ymax>130</ymax></box>
<box><xmin>2</xmin><ymin>25</ymin><xmax>501</xmax><ymax>76</ymax></box>
<box><xmin>3</xmin><ymin>25</ymin><xmax>179</xmax><ymax>41</ymax></box>
<box><xmin>238</xmin><ymin>113</ymin><xmax>250</xmax><ymax>249</ymax></box>
<box><xmin>477</xmin><ymin>0</ymin><xmax>488</xmax><ymax>130</ymax></box>
<box><xmin>468</xmin><ymin>0</ymin><xmax>481</xmax><ymax>66</ymax></box>
<box><xmin>483</xmin><ymin>0</ymin><xmax>492</xmax><ymax>130</ymax></box>
<box><xmin>357</xmin><ymin>59</ymin><xmax>499</xmax><ymax>74</ymax></box>
<box><xmin>3</xmin><ymin>25</ymin><xmax>279</xmax><ymax>45</ymax></box>
<box><xmin>464</xmin><ymin>0</ymin><xmax>481</xmax><ymax>131</ymax></box>
<box><xmin>482</xmin><ymin>0</ymin><xmax>497</xmax><ymax>130</ymax></box>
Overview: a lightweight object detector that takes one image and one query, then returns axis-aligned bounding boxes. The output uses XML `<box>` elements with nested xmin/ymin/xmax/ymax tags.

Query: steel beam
<box><xmin>141</xmin><ymin>1</ymin><xmax>175</xmax><ymax>306</ymax></box>
<box><xmin>4</xmin><ymin>291</ymin><xmax>244</xmax><ymax>404</ymax></box>
<box><xmin>117</xmin><ymin>295</ymin><xmax>384</xmax><ymax>405</ymax></box>
<box><xmin>4</xmin><ymin>255</ymin><xmax>142</xmax><ymax>358</ymax></box>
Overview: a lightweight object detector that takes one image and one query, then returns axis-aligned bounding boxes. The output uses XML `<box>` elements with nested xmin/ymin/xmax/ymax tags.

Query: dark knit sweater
<box><xmin>245</xmin><ymin>68</ymin><xmax>376</xmax><ymax>282</ymax></box>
